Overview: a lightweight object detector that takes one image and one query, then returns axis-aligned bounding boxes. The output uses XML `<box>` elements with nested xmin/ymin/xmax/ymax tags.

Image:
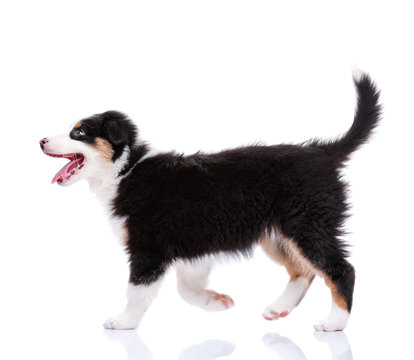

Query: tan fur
<box><xmin>260</xmin><ymin>228</ymin><xmax>348</xmax><ymax>310</ymax></box>
<box><xmin>121</xmin><ymin>226</ymin><xmax>129</xmax><ymax>247</ymax></box>
<box><xmin>260</xmin><ymin>237</ymin><xmax>302</xmax><ymax>282</ymax></box>
<box><xmin>260</xmin><ymin>230</ymin><xmax>314</xmax><ymax>282</ymax></box>
<box><xmin>74</xmin><ymin>121</ymin><xmax>82</xmax><ymax>128</ymax></box>
<box><xmin>94</xmin><ymin>138</ymin><xmax>114</xmax><ymax>162</ymax></box>
<box><xmin>324</xmin><ymin>278</ymin><xmax>348</xmax><ymax>310</ymax></box>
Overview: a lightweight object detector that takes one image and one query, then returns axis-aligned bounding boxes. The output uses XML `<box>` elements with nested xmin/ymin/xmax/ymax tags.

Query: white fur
<box><xmin>263</xmin><ymin>276</ymin><xmax>310</xmax><ymax>319</ymax></box>
<box><xmin>351</xmin><ymin>66</ymin><xmax>364</xmax><ymax>83</ymax></box>
<box><xmin>175</xmin><ymin>256</ymin><xmax>235</xmax><ymax>311</ymax></box>
<box><xmin>103</xmin><ymin>280</ymin><xmax>163</xmax><ymax>330</ymax></box>
<box><xmin>93</xmin><ymin>149</ymin><xmax>130</xmax><ymax>246</ymax></box>
<box><xmin>314</xmin><ymin>301</ymin><xmax>350</xmax><ymax>331</ymax></box>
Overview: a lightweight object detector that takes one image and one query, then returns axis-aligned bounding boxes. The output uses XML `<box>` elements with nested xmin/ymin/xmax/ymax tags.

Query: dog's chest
<box><xmin>95</xmin><ymin>179</ymin><xmax>128</xmax><ymax>246</ymax></box>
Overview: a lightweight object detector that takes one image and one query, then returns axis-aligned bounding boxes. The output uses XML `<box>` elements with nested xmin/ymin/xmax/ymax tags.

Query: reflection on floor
<box><xmin>314</xmin><ymin>332</ymin><xmax>353</xmax><ymax>360</ymax></box>
<box><xmin>263</xmin><ymin>332</ymin><xmax>353</xmax><ymax>360</ymax></box>
<box><xmin>104</xmin><ymin>330</ymin><xmax>152</xmax><ymax>360</ymax></box>
<box><xmin>104</xmin><ymin>329</ymin><xmax>352</xmax><ymax>359</ymax></box>
<box><xmin>263</xmin><ymin>333</ymin><xmax>307</xmax><ymax>360</ymax></box>
<box><xmin>104</xmin><ymin>330</ymin><xmax>235</xmax><ymax>360</ymax></box>
<box><xmin>178</xmin><ymin>340</ymin><xmax>235</xmax><ymax>360</ymax></box>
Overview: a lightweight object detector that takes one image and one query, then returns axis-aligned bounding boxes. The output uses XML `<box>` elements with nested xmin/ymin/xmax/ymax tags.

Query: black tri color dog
<box><xmin>40</xmin><ymin>72</ymin><xmax>381</xmax><ymax>331</ymax></box>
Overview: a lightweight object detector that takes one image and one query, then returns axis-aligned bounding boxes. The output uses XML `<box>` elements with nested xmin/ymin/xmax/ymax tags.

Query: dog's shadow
<box><xmin>103</xmin><ymin>330</ymin><xmax>235</xmax><ymax>360</ymax></box>
<box><xmin>263</xmin><ymin>331</ymin><xmax>353</xmax><ymax>360</ymax></box>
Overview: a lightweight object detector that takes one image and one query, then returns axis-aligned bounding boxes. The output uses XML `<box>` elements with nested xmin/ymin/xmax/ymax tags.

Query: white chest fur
<box><xmin>93</xmin><ymin>150</ymin><xmax>129</xmax><ymax>246</ymax></box>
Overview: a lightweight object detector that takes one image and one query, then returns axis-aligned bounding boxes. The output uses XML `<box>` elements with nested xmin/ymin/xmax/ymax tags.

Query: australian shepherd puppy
<box><xmin>40</xmin><ymin>73</ymin><xmax>381</xmax><ymax>332</ymax></box>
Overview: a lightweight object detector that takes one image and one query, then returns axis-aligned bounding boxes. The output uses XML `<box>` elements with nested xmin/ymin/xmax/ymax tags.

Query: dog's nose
<box><xmin>40</xmin><ymin>138</ymin><xmax>48</xmax><ymax>150</ymax></box>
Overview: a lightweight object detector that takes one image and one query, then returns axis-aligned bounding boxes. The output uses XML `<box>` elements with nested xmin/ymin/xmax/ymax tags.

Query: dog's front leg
<box><xmin>103</xmin><ymin>254</ymin><xmax>166</xmax><ymax>330</ymax></box>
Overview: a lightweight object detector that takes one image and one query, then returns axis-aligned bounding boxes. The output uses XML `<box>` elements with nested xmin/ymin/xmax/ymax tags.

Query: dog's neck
<box><xmin>117</xmin><ymin>144</ymin><xmax>149</xmax><ymax>178</ymax></box>
<box><xmin>90</xmin><ymin>144</ymin><xmax>150</xmax><ymax>206</ymax></box>
<box><xmin>89</xmin><ymin>147</ymin><xmax>130</xmax><ymax>203</ymax></box>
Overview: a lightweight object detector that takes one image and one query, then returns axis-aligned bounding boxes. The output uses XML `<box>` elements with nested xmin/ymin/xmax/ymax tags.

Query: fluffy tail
<box><xmin>310</xmin><ymin>72</ymin><xmax>382</xmax><ymax>161</ymax></box>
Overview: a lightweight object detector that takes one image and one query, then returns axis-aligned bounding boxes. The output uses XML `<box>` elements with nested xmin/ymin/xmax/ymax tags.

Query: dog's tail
<box><xmin>309</xmin><ymin>71</ymin><xmax>382</xmax><ymax>162</ymax></box>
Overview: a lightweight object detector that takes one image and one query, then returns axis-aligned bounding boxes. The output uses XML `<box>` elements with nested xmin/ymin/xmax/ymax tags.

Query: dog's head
<box><xmin>40</xmin><ymin>111</ymin><xmax>137</xmax><ymax>186</ymax></box>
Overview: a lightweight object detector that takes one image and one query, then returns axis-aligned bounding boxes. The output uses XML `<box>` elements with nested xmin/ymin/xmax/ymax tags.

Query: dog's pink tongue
<box><xmin>51</xmin><ymin>157</ymin><xmax>83</xmax><ymax>184</ymax></box>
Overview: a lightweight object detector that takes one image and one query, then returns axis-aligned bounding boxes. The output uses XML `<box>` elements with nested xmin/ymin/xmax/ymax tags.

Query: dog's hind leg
<box><xmin>260</xmin><ymin>233</ymin><xmax>315</xmax><ymax>321</ymax></box>
<box><xmin>312</xmin><ymin>258</ymin><xmax>355</xmax><ymax>332</ymax></box>
<box><xmin>278</xmin><ymin>232</ymin><xmax>355</xmax><ymax>331</ymax></box>
<box><xmin>176</xmin><ymin>257</ymin><xmax>235</xmax><ymax>311</ymax></box>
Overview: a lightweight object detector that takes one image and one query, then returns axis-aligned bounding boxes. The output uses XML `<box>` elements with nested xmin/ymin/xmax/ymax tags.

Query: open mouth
<box><xmin>45</xmin><ymin>152</ymin><xmax>85</xmax><ymax>184</ymax></box>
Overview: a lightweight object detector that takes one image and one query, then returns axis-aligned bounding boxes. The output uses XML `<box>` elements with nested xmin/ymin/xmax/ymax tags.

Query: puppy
<box><xmin>40</xmin><ymin>73</ymin><xmax>381</xmax><ymax>332</ymax></box>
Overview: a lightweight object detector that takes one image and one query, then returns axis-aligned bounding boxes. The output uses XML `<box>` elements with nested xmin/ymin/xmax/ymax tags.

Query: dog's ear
<box><xmin>103</xmin><ymin>113</ymin><xmax>128</xmax><ymax>147</ymax></box>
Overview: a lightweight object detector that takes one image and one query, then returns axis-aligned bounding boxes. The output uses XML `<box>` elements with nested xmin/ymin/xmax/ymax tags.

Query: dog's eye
<box><xmin>74</xmin><ymin>129</ymin><xmax>85</xmax><ymax>136</ymax></box>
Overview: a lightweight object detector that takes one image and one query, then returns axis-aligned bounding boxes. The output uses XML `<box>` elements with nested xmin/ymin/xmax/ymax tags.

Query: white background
<box><xmin>1</xmin><ymin>1</ymin><xmax>413</xmax><ymax>359</ymax></box>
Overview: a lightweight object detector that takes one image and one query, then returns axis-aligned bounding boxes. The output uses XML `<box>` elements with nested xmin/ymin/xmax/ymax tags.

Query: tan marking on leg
<box><xmin>260</xmin><ymin>228</ymin><xmax>348</xmax><ymax>310</ymax></box>
<box><xmin>284</xmin><ymin>236</ymin><xmax>349</xmax><ymax>311</ymax></box>
<box><xmin>74</xmin><ymin>121</ymin><xmax>82</xmax><ymax>128</ymax></box>
<box><xmin>260</xmin><ymin>233</ymin><xmax>286</xmax><ymax>264</ymax></box>
<box><xmin>121</xmin><ymin>226</ymin><xmax>129</xmax><ymax>246</ymax></box>
<box><xmin>94</xmin><ymin>138</ymin><xmax>114</xmax><ymax>162</ymax></box>
<box><xmin>285</xmin><ymin>261</ymin><xmax>303</xmax><ymax>282</ymax></box>
<box><xmin>260</xmin><ymin>230</ymin><xmax>314</xmax><ymax>282</ymax></box>
<box><xmin>282</xmin><ymin>238</ymin><xmax>318</xmax><ymax>280</ymax></box>
<box><xmin>325</xmin><ymin>278</ymin><xmax>348</xmax><ymax>310</ymax></box>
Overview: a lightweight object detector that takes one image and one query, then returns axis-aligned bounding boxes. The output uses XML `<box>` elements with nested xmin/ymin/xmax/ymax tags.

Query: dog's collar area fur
<box><xmin>118</xmin><ymin>144</ymin><xmax>150</xmax><ymax>178</ymax></box>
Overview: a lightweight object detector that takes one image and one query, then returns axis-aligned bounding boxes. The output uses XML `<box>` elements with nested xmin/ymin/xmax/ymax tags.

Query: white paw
<box><xmin>262</xmin><ymin>277</ymin><xmax>309</xmax><ymax>321</ymax></box>
<box><xmin>313</xmin><ymin>319</ymin><xmax>345</xmax><ymax>331</ymax></box>
<box><xmin>262</xmin><ymin>303</ymin><xmax>291</xmax><ymax>321</ymax></box>
<box><xmin>103</xmin><ymin>315</ymin><xmax>139</xmax><ymax>330</ymax></box>
<box><xmin>204</xmin><ymin>291</ymin><xmax>235</xmax><ymax>311</ymax></box>
<box><xmin>314</xmin><ymin>303</ymin><xmax>350</xmax><ymax>331</ymax></box>
<box><xmin>262</xmin><ymin>296</ymin><xmax>298</xmax><ymax>320</ymax></box>
<box><xmin>313</xmin><ymin>319</ymin><xmax>345</xmax><ymax>332</ymax></box>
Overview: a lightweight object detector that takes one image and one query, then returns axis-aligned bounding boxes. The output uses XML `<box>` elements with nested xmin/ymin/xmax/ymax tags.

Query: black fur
<box><xmin>66</xmin><ymin>75</ymin><xmax>381</xmax><ymax>312</ymax></box>
<box><xmin>70</xmin><ymin>110</ymin><xmax>140</xmax><ymax>161</ymax></box>
<box><xmin>308</xmin><ymin>74</ymin><xmax>381</xmax><ymax>162</ymax></box>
